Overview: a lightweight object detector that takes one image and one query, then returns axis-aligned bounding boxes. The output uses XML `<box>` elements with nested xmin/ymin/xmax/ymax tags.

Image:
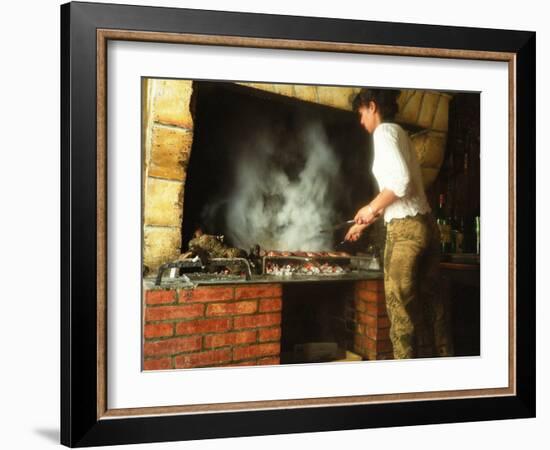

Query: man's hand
<box><xmin>354</xmin><ymin>204</ymin><xmax>376</xmax><ymax>225</ymax></box>
<box><xmin>344</xmin><ymin>223</ymin><xmax>368</xmax><ymax>242</ymax></box>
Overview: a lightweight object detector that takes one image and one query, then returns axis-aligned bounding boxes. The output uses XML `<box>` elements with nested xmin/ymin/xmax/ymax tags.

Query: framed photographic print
<box><xmin>61</xmin><ymin>1</ymin><xmax>535</xmax><ymax>447</ymax></box>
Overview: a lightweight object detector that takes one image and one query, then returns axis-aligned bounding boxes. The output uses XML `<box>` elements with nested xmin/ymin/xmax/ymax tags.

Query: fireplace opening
<box><xmin>181</xmin><ymin>81</ymin><xmax>375</xmax><ymax>255</ymax></box>
<box><xmin>280</xmin><ymin>281</ymin><xmax>356</xmax><ymax>364</ymax></box>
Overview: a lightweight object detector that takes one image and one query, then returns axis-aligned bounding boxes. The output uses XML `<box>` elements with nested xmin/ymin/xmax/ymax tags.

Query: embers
<box><xmin>265</xmin><ymin>261</ymin><xmax>347</xmax><ymax>276</ymax></box>
<box><xmin>263</xmin><ymin>254</ymin><xmax>350</xmax><ymax>277</ymax></box>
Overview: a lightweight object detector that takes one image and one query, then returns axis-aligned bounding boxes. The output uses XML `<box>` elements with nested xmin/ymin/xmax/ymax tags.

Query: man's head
<box><xmin>352</xmin><ymin>88</ymin><xmax>400</xmax><ymax>133</ymax></box>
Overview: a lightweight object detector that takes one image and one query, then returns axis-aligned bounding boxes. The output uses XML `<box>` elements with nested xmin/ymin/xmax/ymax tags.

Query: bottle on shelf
<box><xmin>452</xmin><ymin>215</ymin><xmax>465</xmax><ymax>254</ymax></box>
<box><xmin>436</xmin><ymin>194</ymin><xmax>452</xmax><ymax>254</ymax></box>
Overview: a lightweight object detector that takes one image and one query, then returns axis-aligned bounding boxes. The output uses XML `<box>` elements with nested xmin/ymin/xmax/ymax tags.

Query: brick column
<box><xmin>143</xmin><ymin>283</ymin><xmax>282</xmax><ymax>370</ymax></box>
<box><xmin>353</xmin><ymin>280</ymin><xmax>394</xmax><ymax>361</ymax></box>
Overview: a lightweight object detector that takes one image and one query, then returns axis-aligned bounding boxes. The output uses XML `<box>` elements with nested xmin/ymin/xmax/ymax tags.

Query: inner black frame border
<box><xmin>61</xmin><ymin>1</ymin><xmax>536</xmax><ymax>447</ymax></box>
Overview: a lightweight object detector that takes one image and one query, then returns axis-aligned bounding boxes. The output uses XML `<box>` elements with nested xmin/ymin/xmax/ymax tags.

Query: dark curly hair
<box><xmin>351</xmin><ymin>88</ymin><xmax>401</xmax><ymax>121</ymax></box>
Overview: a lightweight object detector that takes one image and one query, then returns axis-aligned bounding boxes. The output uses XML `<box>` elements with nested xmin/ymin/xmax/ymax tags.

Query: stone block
<box><xmin>316</xmin><ymin>86</ymin><xmax>353</xmax><ymax>110</ymax></box>
<box><xmin>396</xmin><ymin>90</ymin><xmax>423</xmax><ymax>125</ymax></box>
<box><xmin>238</xmin><ymin>82</ymin><xmax>267</xmax><ymax>91</ymax></box>
<box><xmin>242</xmin><ymin>82</ymin><xmax>295</xmax><ymax>98</ymax></box>
<box><xmin>148</xmin><ymin>125</ymin><xmax>193</xmax><ymax>181</ymax></box>
<box><xmin>411</xmin><ymin>129</ymin><xmax>447</xmax><ymax>189</ymax></box>
<box><xmin>396</xmin><ymin>90</ymin><xmax>415</xmax><ymax>114</ymax></box>
<box><xmin>432</xmin><ymin>94</ymin><xmax>452</xmax><ymax>131</ymax></box>
<box><xmin>412</xmin><ymin>130</ymin><xmax>447</xmax><ymax>169</ymax></box>
<box><xmin>152</xmin><ymin>79</ymin><xmax>194</xmax><ymax>129</ymax></box>
<box><xmin>292</xmin><ymin>85</ymin><xmax>318</xmax><ymax>103</ymax></box>
<box><xmin>143</xmin><ymin>226</ymin><xmax>182</xmax><ymax>269</ymax></box>
<box><xmin>417</xmin><ymin>91</ymin><xmax>441</xmax><ymax>129</ymax></box>
<box><xmin>270</xmin><ymin>83</ymin><xmax>295</xmax><ymax>97</ymax></box>
<box><xmin>143</xmin><ymin>177</ymin><xmax>184</xmax><ymax>227</ymax></box>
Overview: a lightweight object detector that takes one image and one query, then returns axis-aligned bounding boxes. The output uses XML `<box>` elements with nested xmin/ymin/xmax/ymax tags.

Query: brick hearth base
<box><xmin>143</xmin><ymin>279</ymin><xmax>392</xmax><ymax>371</ymax></box>
<box><xmin>143</xmin><ymin>284</ymin><xmax>283</xmax><ymax>370</ymax></box>
<box><xmin>353</xmin><ymin>280</ymin><xmax>394</xmax><ymax>360</ymax></box>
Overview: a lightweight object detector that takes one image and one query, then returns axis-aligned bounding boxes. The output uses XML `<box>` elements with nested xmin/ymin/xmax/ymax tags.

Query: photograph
<box><xmin>142</xmin><ymin>78</ymin><xmax>480</xmax><ymax>370</ymax></box>
<box><xmin>57</xmin><ymin>1</ymin><xmax>537</xmax><ymax>446</ymax></box>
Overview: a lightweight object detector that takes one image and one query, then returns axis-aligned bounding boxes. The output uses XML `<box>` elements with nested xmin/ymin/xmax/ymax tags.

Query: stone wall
<box><xmin>397</xmin><ymin>90</ymin><xmax>452</xmax><ymax>187</ymax></box>
<box><xmin>237</xmin><ymin>82</ymin><xmax>358</xmax><ymax>110</ymax></box>
<box><xmin>142</xmin><ymin>79</ymin><xmax>195</xmax><ymax>271</ymax></box>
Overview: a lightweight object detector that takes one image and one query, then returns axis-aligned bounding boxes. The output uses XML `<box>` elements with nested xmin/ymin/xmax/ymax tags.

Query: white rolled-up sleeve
<box><xmin>372</xmin><ymin>125</ymin><xmax>410</xmax><ymax>197</ymax></box>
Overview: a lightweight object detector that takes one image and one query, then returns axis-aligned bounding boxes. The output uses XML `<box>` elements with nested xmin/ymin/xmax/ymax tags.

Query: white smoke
<box><xmin>204</xmin><ymin>121</ymin><xmax>342</xmax><ymax>251</ymax></box>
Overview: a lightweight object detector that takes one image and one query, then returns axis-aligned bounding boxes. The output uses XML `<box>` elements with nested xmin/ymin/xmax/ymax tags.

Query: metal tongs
<box><xmin>322</xmin><ymin>212</ymin><xmax>383</xmax><ymax>245</ymax></box>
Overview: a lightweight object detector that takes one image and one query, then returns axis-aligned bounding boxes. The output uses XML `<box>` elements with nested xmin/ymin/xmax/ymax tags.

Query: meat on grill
<box><xmin>264</xmin><ymin>250</ymin><xmax>350</xmax><ymax>257</ymax></box>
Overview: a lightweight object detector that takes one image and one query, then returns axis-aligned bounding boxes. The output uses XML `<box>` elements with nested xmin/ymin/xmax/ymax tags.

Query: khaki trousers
<box><xmin>384</xmin><ymin>212</ymin><xmax>454</xmax><ymax>359</ymax></box>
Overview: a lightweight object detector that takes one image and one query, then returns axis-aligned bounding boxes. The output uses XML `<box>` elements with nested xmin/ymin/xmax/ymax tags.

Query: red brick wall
<box><xmin>353</xmin><ymin>280</ymin><xmax>393</xmax><ymax>360</ymax></box>
<box><xmin>143</xmin><ymin>284</ymin><xmax>282</xmax><ymax>370</ymax></box>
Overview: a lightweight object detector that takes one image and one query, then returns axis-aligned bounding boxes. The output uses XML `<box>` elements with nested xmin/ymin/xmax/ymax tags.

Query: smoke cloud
<box><xmin>202</xmin><ymin>121</ymin><xmax>342</xmax><ymax>251</ymax></box>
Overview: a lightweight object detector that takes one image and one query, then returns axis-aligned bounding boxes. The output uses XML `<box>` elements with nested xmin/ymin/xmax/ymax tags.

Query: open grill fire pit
<box><xmin>154</xmin><ymin>245</ymin><xmax>376</xmax><ymax>287</ymax></box>
<box><xmin>262</xmin><ymin>251</ymin><xmax>350</xmax><ymax>276</ymax></box>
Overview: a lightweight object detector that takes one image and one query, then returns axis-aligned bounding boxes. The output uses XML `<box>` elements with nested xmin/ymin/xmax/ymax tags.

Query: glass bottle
<box><xmin>436</xmin><ymin>194</ymin><xmax>451</xmax><ymax>254</ymax></box>
<box><xmin>454</xmin><ymin>215</ymin><xmax>465</xmax><ymax>253</ymax></box>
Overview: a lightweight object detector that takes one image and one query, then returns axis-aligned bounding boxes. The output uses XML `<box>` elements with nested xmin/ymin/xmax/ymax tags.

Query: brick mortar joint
<box><xmin>206</xmin><ymin>312</ymin><xmax>259</xmax><ymax>318</ymax></box>
<box><xmin>144</xmin><ymin>322</ymin><xmax>176</xmax><ymax>328</ymax></box>
<box><xmin>223</xmin><ymin>311</ymin><xmax>281</xmax><ymax>319</ymax></box>
<box><xmin>233</xmin><ymin>324</ymin><xmax>282</xmax><ymax>331</ymax></box>
<box><xmin>164</xmin><ymin>348</ymin><xmax>230</xmax><ymax>358</ymax></box>
<box><xmin>172</xmin><ymin>330</ymin><xmax>242</xmax><ymax>340</ymax></box>
<box><xmin>143</xmin><ymin>224</ymin><xmax>181</xmax><ymax>231</ymax></box>
<box><xmin>233</xmin><ymin>351</ymin><xmax>279</xmax><ymax>359</ymax></box>
<box><xmin>232</xmin><ymin>356</ymin><xmax>279</xmax><ymax>364</ymax></box>
<box><xmin>145</xmin><ymin>302</ymin><xmax>179</xmax><ymax>308</ymax></box>
<box><xmin>178</xmin><ymin>286</ymin><xmax>237</xmax><ymax>299</ymax></box>
<box><xmin>145</xmin><ymin>317</ymin><xmax>211</xmax><ymax>325</ymax></box>
<box><xmin>206</xmin><ymin>341</ymin><xmax>276</xmax><ymax>352</ymax></box>
<box><xmin>143</xmin><ymin>355</ymin><xmax>174</xmax><ymax>360</ymax></box>
<box><xmin>174</xmin><ymin>324</ymin><xmax>234</xmax><ymax>332</ymax></box>
<box><xmin>199</xmin><ymin>329</ymin><xmax>258</xmax><ymax>340</ymax></box>
<box><xmin>144</xmin><ymin>334</ymin><xmax>200</xmax><ymax>343</ymax></box>
<box><xmin>153</xmin><ymin>120</ymin><xmax>194</xmax><ymax>133</ymax></box>
<box><xmin>203</xmin><ymin>299</ymin><xmax>259</xmax><ymax>305</ymax></box>
<box><xmin>146</xmin><ymin>174</ymin><xmax>187</xmax><ymax>184</ymax></box>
